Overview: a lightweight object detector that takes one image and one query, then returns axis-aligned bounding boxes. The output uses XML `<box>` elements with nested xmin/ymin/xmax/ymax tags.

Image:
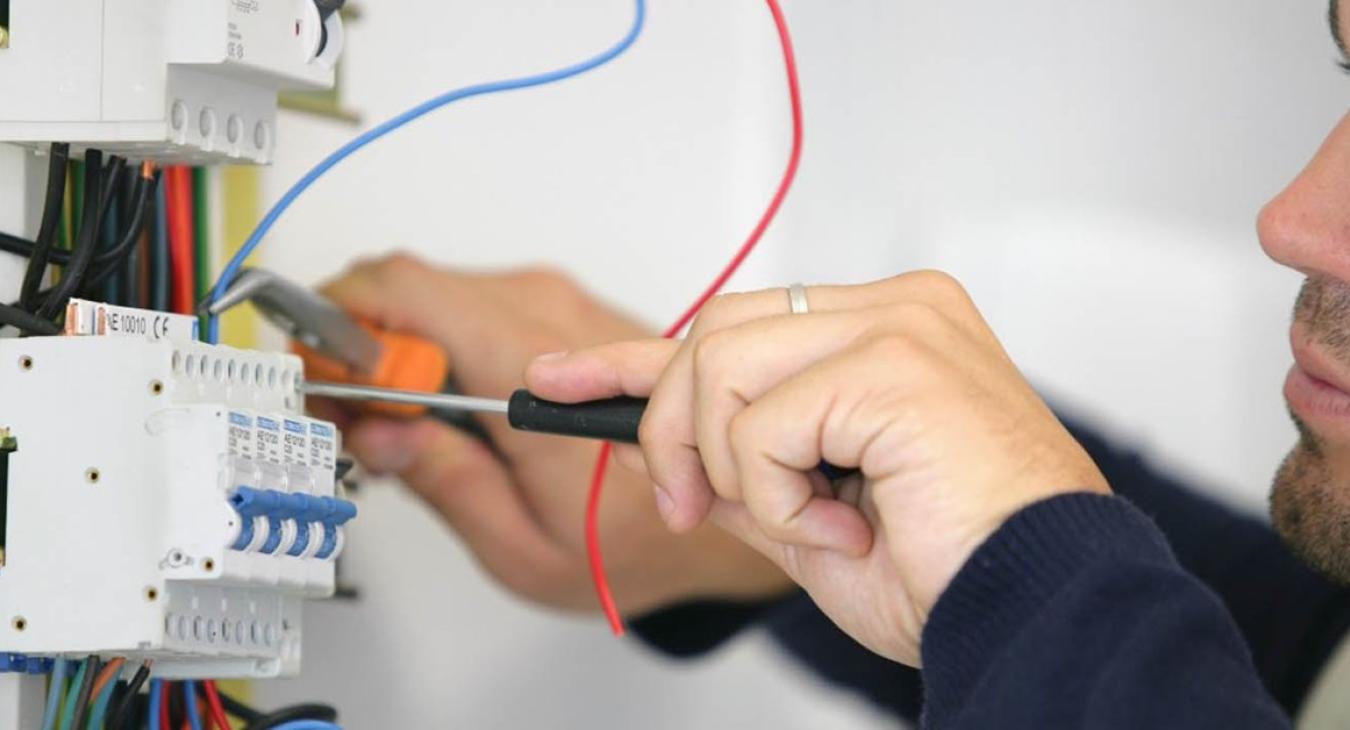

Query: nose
<box><xmin>1260</xmin><ymin>112</ymin><xmax>1350</xmax><ymax>281</ymax></box>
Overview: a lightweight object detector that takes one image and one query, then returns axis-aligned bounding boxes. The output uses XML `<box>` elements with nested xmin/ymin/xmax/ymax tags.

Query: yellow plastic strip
<box><xmin>218</xmin><ymin>166</ymin><xmax>262</xmax><ymax>348</ymax></box>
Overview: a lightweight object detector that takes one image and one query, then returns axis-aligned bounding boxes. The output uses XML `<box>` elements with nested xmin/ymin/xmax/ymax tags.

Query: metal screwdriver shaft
<box><xmin>302</xmin><ymin>381</ymin><xmax>510</xmax><ymax>414</ymax></box>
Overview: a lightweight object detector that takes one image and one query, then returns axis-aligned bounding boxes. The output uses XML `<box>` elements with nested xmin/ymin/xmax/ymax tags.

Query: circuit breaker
<box><xmin>0</xmin><ymin>305</ymin><xmax>352</xmax><ymax>678</ymax></box>
<box><xmin>0</xmin><ymin>0</ymin><xmax>343</xmax><ymax>162</ymax></box>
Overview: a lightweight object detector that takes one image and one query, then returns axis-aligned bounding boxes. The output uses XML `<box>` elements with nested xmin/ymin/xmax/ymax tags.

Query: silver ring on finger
<box><xmin>787</xmin><ymin>282</ymin><xmax>810</xmax><ymax>314</ymax></box>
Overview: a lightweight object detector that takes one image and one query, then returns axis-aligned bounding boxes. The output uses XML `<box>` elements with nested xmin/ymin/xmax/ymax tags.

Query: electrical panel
<box><xmin>0</xmin><ymin>0</ymin><xmax>344</xmax><ymax>163</ymax></box>
<box><xmin>0</xmin><ymin>313</ymin><xmax>353</xmax><ymax>678</ymax></box>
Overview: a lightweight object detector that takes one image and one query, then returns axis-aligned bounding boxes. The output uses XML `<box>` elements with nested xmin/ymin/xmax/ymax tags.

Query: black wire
<box><xmin>34</xmin><ymin>150</ymin><xmax>102</xmax><ymax>320</ymax></box>
<box><xmin>37</xmin><ymin>152</ymin><xmax>123</xmax><ymax>320</ymax></box>
<box><xmin>0</xmin><ymin>303</ymin><xmax>59</xmax><ymax>335</ymax></box>
<box><xmin>215</xmin><ymin>689</ymin><xmax>264</xmax><ymax>722</ymax></box>
<box><xmin>2</xmin><ymin>171</ymin><xmax>153</xmax><ymax>325</ymax></box>
<box><xmin>107</xmin><ymin>661</ymin><xmax>151</xmax><ymax>730</ymax></box>
<box><xmin>245</xmin><ymin>704</ymin><xmax>340</xmax><ymax>730</ymax></box>
<box><xmin>97</xmin><ymin>169</ymin><xmax>123</xmax><ymax>304</ymax></box>
<box><xmin>167</xmin><ymin>679</ymin><xmax>182</xmax><ymax>728</ymax></box>
<box><xmin>67</xmin><ymin>654</ymin><xmax>102</xmax><ymax>730</ymax></box>
<box><xmin>0</xmin><ymin>171</ymin><xmax>155</xmax><ymax>274</ymax></box>
<box><xmin>78</xmin><ymin>171</ymin><xmax>155</xmax><ymax>293</ymax></box>
<box><xmin>19</xmin><ymin>142</ymin><xmax>69</xmax><ymax>312</ymax></box>
<box><xmin>214</xmin><ymin>686</ymin><xmax>339</xmax><ymax>729</ymax></box>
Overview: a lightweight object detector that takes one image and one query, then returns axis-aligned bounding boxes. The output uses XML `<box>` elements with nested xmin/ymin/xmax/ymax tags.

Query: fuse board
<box><xmin>0</xmin><ymin>321</ymin><xmax>352</xmax><ymax>679</ymax></box>
<box><xmin>0</xmin><ymin>0</ymin><xmax>343</xmax><ymax>163</ymax></box>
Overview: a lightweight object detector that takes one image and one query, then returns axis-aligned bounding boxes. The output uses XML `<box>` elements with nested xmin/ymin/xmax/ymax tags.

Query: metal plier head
<box><xmin>204</xmin><ymin>268</ymin><xmax>382</xmax><ymax>375</ymax></box>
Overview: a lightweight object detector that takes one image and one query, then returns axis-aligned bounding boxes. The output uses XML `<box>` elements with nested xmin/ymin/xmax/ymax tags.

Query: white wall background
<box><xmin>252</xmin><ymin>1</ymin><xmax>1348</xmax><ymax>727</ymax></box>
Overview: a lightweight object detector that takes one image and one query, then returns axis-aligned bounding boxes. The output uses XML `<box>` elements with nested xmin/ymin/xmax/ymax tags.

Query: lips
<box><xmin>1286</xmin><ymin>327</ymin><xmax>1350</xmax><ymax>430</ymax></box>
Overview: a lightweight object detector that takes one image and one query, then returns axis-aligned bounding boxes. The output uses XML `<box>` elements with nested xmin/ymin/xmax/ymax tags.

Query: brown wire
<box><xmin>87</xmin><ymin>656</ymin><xmax>126</xmax><ymax>706</ymax></box>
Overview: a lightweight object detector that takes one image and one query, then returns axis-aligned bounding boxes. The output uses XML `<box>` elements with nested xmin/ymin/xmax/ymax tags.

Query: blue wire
<box><xmin>57</xmin><ymin>658</ymin><xmax>89</xmax><ymax>730</ymax></box>
<box><xmin>269</xmin><ymin>722</ymin><xmax>342</xmax><ymax>730</ymax></box>
<box><xmin>86</xmin><ymin>665</ymin><xmax>120</xmax><ymax>730</ymax></box>
<box><xmin>40</xmin><ymin>658</ymin><xmax>68</xmax><ymax>730</ymax></box>
<box><xmin>148</xmin><ymin>679</ymin><xmax>163</xmax><ymax>730</ymax></box>
<box><xmin>152</xmin><ymin>179</ymin><xmax>170</xmax><ymax>312</ymax></box>
<box><xmin>182</xmin><ymin>679</ymin><xmax>203</xmax><ymax>730</ymax></box>
<box><xmin>204</xmin><ymin>0</ymin><xmax>647</xmax><ymax>343</ymax></box>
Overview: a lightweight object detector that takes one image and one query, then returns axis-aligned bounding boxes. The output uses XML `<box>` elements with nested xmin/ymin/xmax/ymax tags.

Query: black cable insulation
<box><xmin>107</xmin><ymin>660</ymin><xmax>152</xmax><ymax>730</ymax></box>
<box><xmin>20</xmin><ymin>143</ymin><xmax>69</xmax><ymax>311</ymax></box>
<box><xmin>37</xmin><ymin>152</ymin><xmax>123</xmax><ymax>320</ymax></box>
<box><xmin>0</xmin><ymin>303</ymin><xmax>59</xmax><ymax>335</ymax></box>
<box><xmin>67</xmin><ymin>654</ymin><xmax>102</xmax><ymax>730</ymax></box>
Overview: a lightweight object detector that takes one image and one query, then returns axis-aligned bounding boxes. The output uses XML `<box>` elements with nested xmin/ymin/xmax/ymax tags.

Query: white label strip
<box><xmin>63</xmin><ymin>298</ymin><xmax>199</xmax><ymax>343</ymax></box>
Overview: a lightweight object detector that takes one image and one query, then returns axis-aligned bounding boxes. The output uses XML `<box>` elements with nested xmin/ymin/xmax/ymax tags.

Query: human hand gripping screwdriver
<box><xmin>301</xmin><ymin>380</ymin><xmax>855</xmax><ymax>479</ymax></box>
<box><xmin>210</xmin><ymin>269</ymin><xmax>853</xmax><ymax>474</ymax></box>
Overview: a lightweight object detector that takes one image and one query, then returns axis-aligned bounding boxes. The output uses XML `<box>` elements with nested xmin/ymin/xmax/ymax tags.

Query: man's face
<box><xmin>1260</xmin><ymin>1</ymin><xmax>1350</xmax><ymax>580</ymax></box>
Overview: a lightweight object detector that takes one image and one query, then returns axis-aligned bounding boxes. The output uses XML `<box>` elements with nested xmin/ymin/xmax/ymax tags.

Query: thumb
<box><xmin>346</xmin><ymin>419</ymin><xmax>574</xmax><ymax>599</ymax></box>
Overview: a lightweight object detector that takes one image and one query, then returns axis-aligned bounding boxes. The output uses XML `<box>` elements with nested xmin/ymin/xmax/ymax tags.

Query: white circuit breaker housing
<box><xmin>0</xmin><ymin>0</ymin><xmax>342</xmax><ymax>163</ymax></box>
<box><xmin>0</xmin><ymin>330</ymin><xmax>352</xmax><ymax>678</ymax></box>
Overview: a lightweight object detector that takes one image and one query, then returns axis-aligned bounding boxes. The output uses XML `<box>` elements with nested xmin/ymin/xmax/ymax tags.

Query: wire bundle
<box><xmin>0</xmin><ymin>147</ymin><xmax>214</xmax><ymax>333</ymax></box>
<box><xmin>39</xmin><ymin>660</ymin><xmax>339</xmax><ymax>730</ymax></box>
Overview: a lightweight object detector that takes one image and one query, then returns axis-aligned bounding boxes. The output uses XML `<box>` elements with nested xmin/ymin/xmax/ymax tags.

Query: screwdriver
<box><xmin>302</xmin><ymin>381</ymin><xmax>649</xmax><ymax>443</ymax></box>
<box><xmin>302</xmin><ymin>381</ymin><xmax>857</xmax><ymax>479</ymax></box>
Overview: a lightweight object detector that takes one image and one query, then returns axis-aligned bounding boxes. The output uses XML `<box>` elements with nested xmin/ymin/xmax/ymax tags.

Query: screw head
<box><xmin>18</xmin><ymin>356</ymin><xmax>32</xmax><ymax>371</ymax></box>
<box><xmin>85</xmin><ymin>468</ymin><xmax>100</xmax><ymax>484</ymax></box>
<box><xmin>11</xmin><ymin>616</ymin><xmax>26</xmax><ymax>631</ymax></box>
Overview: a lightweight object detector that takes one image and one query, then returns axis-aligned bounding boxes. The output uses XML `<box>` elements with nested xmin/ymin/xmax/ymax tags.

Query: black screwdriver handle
<box><xmin>508</xmin><ymin>389</ymin><xmax>646</xmax><ymax>444</ymax></box>
<box><xmin>506</xmin><ymin>389</ymin><xmax>859</xmax><ymax>480</ymax></box>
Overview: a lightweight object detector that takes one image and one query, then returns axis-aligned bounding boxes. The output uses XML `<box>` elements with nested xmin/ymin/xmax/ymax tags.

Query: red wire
<box><xmin>202</xmin><ymin>680</ymin><xmax>232</xmax><ymax>730</ymax></box>
<box><xmin>159</xmin><ymin>680</ymin><xmax>172</xmax><ymax>730</ymax></box>
<box><xmin>165</xmin><ymin>166</ymin><xmax>197</xmax><ymax>315</ymax></box>
<box><xmin>586</xmin><ymin>0</ymin><xmax>805</xmax><ymax>636</ymax></box>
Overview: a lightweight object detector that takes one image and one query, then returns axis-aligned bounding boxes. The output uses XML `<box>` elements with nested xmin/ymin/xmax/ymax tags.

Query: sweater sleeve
<box><xmin>630</xmin><ymin>413</ymin><xmax>1350</xmax><ymax>723</ymax></box>
<box><xmin>921</xmin><ymin>493</ymin><xmax>1290</xmax><ymax>729</ymax></box>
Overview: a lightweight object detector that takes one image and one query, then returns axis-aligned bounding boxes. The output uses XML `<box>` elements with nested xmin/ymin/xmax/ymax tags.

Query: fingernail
<box><xmin>534</xmin><ymin>351</ymin><xmax>568</xmax><ymax>364</ymax></box>
<box><xmin>653</xmin><ymin>484</ymin><xmax>675</xmax><ymax>522</ymax></box>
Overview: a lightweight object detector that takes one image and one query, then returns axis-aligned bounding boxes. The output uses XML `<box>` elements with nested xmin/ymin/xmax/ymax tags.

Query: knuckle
<box><xmin>517</xmin><ymin>266</ymin><xmax>578</xmax><ymax>297</ymax></box>
<box><xmin>691</xmin><ymin>329</ymin><xmax>735</xmax><ymax>379</ymax></box>
<box><xmin>758</xmin><ymin>517</ymin><xmax>799</xmax><ymax>544</ymax></box>
<box><xmin>860</xmin><ymin>331</ymin><xmax>923</xmax><ymax>365</ymax></box>
<box><xmin>637</xmin><ymin>417</ymin><xmax>664</xmax><ymax>456</ymax></box>
<box><xmin>726</xmin><ymin>408</ymin><xmax>762</xmax><ymax>457</ymax></box>
<box><xmin>690</xmin><ymin>292</ymin><xmax>747</xmax><ymax>336</ymax></box>
<box><xmin>516</xmin><ymin>266</ymin><xmax>594</xmax><ymax>316</ymax></box>
<box><xmin>378</xmin><ymin>251</ymin><xmax>429</xmax><ymax>279</ymax></box>
<box><xmin>889</xmin><ymin>301</ymin><xmax>942</xmax><ymax>331</ymax></box>
<box><xmin>906</xmin><ymin>269</ymin><xmax>968</xmax><ymax>299</ymax></box>
<box><xmin>504</xmin><ymin>566</ymin><xmax>571</xmax><ymax>607</ymax></box>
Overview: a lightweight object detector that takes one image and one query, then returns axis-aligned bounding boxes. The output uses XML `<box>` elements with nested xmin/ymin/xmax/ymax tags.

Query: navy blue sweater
<box><xmin>632</xmin><ymin>418</ymin><xmax>1350</xmax><ymax>727</ymax></box>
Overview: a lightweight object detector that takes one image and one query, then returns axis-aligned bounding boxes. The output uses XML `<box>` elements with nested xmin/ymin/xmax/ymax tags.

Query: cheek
<box><xmin>1259</xmin><ymin>113</ymin><xmax>1350</xmax><ymax>280</ymax></box>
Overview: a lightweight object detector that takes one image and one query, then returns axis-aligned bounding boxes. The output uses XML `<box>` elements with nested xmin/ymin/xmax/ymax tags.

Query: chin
<box><xmin>1271</xmin><ymin>414</ymin><xmax>1350</xmax><ymax>584</ymax></box>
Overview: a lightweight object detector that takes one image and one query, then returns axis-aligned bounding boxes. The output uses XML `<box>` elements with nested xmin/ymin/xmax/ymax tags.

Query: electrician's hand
<box><xmin>525</xmin><ymin>272</ymin><xmax>1109</xmax><ymax>664</ymax></box>
<box><xmin>317</xmin><ymin>253</ymin><xmax>790</xmax><ymax>613</ymax></box>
